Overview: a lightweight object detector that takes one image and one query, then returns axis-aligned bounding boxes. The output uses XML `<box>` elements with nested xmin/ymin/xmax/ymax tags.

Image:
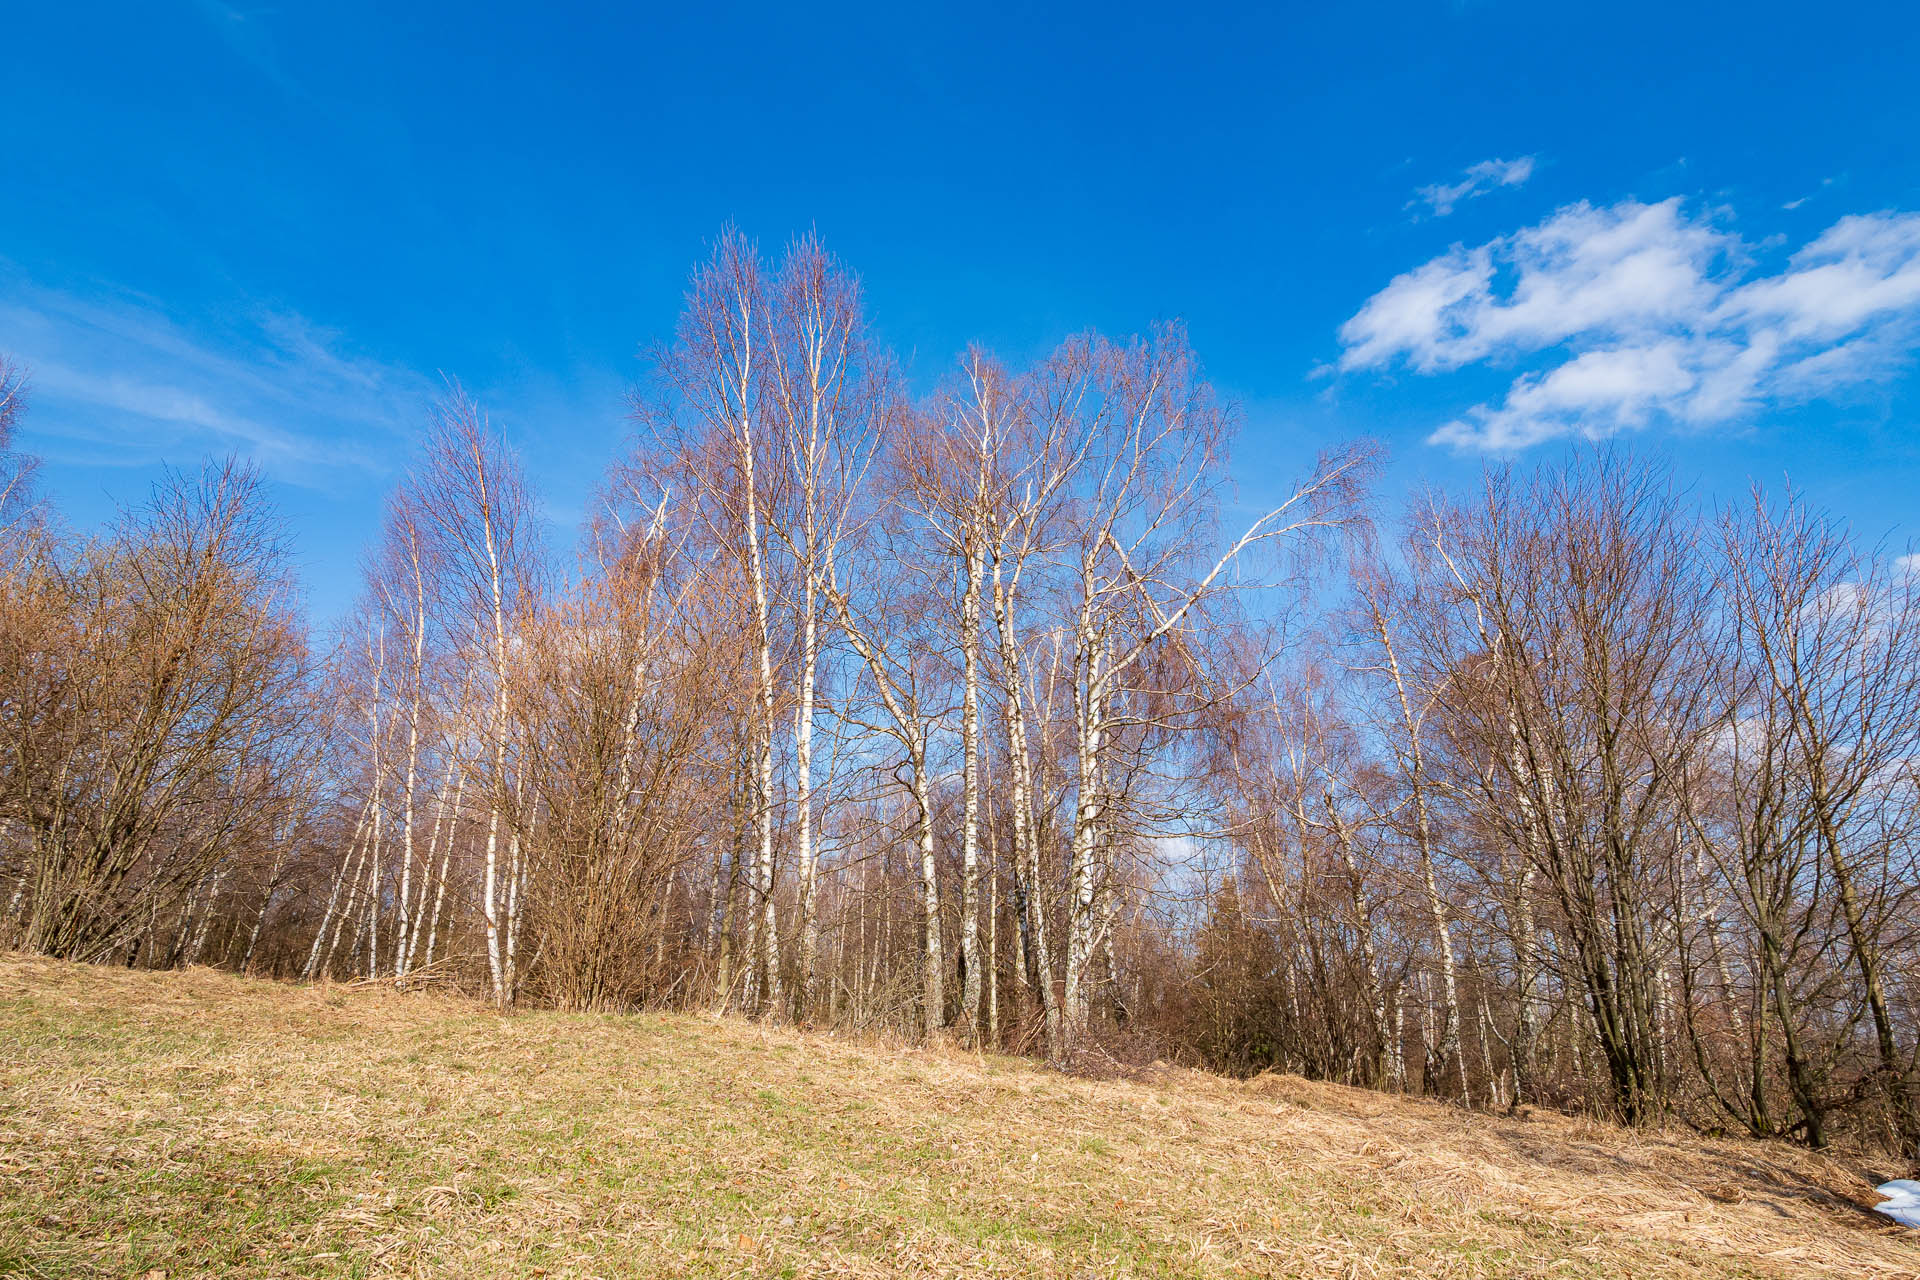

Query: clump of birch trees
<box><xmin>1</xmin><ymin>236</ymin><xmax>1917</xmax><ymax>1168</ymax></box>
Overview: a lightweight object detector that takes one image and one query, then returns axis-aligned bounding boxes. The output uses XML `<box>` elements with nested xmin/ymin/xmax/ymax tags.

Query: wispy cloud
<box><xmin>1783</xmin><ymin>175</ymin><xmax>1844</xmax><ymax>212</ymax></box>
<box><xmin>0</xmin><ymin>266</ymin><xmax>432</xmax><ymax>487</ymax></box>
<box><xmin>1337</xmin><ymin>198</ymin><xmax>1920</xmax><ymax>449</ymax></box>
<box><xmin>1412</xmin><ymin>156</ymin><xmax>1536</xmax><ymax>217</ymax></box>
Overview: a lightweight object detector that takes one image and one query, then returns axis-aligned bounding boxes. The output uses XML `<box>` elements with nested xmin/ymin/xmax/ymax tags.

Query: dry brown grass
<box><xmin>1</xmin><ymin>954</ymin><xmax>1916</xmax><ymax>1278</ymax></box>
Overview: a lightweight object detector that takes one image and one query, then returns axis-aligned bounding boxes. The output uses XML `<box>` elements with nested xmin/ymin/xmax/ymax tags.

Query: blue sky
<box><xmin>4</xmin><ymin>1</ymin><xmax>1918</xmax><ymax>622</ymax></box>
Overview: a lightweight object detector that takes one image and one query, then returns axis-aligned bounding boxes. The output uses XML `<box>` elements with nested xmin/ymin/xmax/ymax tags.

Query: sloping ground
<box><xmin>0</xmin><ymin>957</ymin><xmax>1915</xmax><ymax>1280</ymax></box>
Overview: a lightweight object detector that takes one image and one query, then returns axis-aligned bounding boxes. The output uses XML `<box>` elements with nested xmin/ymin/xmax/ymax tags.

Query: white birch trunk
<box><xmin>738</xmin><ymin>341</ymin><xmax>783</xmax><ymax>1016</ymax></box>
<box><xmin>187</xmin><ymin>863</ymin><xmax>227</xmax><ymax>965</ymax></box>
<box><xmin>404</xmin><ymin>758</ymin><xmax>455</xmax><ymax>972</ymax></box>
<box><xmin>367</xmin><ymin>627</ymin><xmax>386</xmax><ymax>979</ymax></box>
<box><xmin>239</xmin><ymin>845</ymin><xmax>287</xmax><ymax>973</ymax></box>
<box><xmin>793</xmin><ymin>569</ymin><xmax>818</xmax><ymax>1020</ymax></box>
<box><xmin>305</xmin><ymin>797</ymin><xmax>374</xmax><ymax>980</ymax></box>
<box><xmin>395</xmin><ymin>565</ymin><xmax>426</xmax><ymax>976</ymax></box>
<box><xmin>1061</xmin><ymin>601</ymin><xmax>1107</xmax><ymax>1054</ymax></box>
<box><xmin>423</xmin><ymin>766</ymin><xmax>466</xmax><ymax>971</ymax></box>
<box><xmin>1380</xmin><ymin>621</ymin><xmax>1465</xmax><ymax>1098</ymax></box>
<box><xmin>911</xmin><ymin>728</ymin><xmax>944</xmax><ymax>1032</ymax></box>
<box><xmin>481</xmin><ymin>474</ymin><xmax>511</xmax><ymax>1008</ymax></box>
<box><xmin>1325</xmin><ymin>797</ymin><xmax>1390</xmax><ymax>1087</ymax></box>
<box><xmin>990</xmin><ymin>555</ymin><xmax>1056</xmax><ymax>1051</ymax></box>
<box><xmin>958</xmin><ymin>529</ymin><xmax>985</xmax><ymax>1043</ymax></box>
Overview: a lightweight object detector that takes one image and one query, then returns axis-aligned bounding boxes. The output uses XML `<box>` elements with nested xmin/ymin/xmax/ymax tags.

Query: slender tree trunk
<box><xmin>422</xmin><ymin>768</ymin><xmax>465</xmax><ymax>972</ymax></box>
<box><xmin>713</xmin><ymin>744</ymin><xmax>746</xmax><ymax>1010</ymax></box>
<box><xmin>1391</xmin><ymin>987</ymin><xmax>1406</xmax><ymax>1089</ymax></box>
<box><xmin>405</xmin><ymin>760</ymin><xmax>454</xmax><ymax>973</ymax></box>
<box><xmin>482</xmin><ymin>509</ymin><xmax>512</xmax><ymax>1008</ymax></box>
<box><xmin>912</xmin><ymin>731</ymin><xmax>944</xmax><ymax>1033</ymax></box>
<box><xmin>395</xmin><ymin>572</ymin><xmax>426</xmax><ymax>976</ymax></box>
<box><xmin>1325</xmin><ymin>799</ymin><xmax>1389</xmax><ymax>1089</ymax></box>
<box><xmin>1062</xmin><ymin>603</ymin><xmax>1107</xmax><ymax>1057</ymax></box>
<box><xmin>1478</xmin><ymin>988</ymin><xmax>1505</xmax><ymax>1110</ymax></box>
<box><xmin>735</xmin><ymin>343</ymin><xmax>784</xmax><ymax>1017</ymax></box>
<box><xmin>320</xmin><ymin>837</ymin><xmax>368</xmax><ymax>979</ymax></box>
<box><xmin>366</xmin><ymin>627</ymin><xmax>386</xmax><ymax>978</ymax></box>
<box><xmin>505</xmin><ymin>821</ymin><xmax>523</xmax><ymax>1003</ymax></box>
<box><xmin>1504</xmin><ymin>705</ymin><xmax>1547</xmax><ymax>1105</ymax></box>
<box><xmin>958</xmin><ymin>532</ymin><xmax>985</xmax><ymax>1044</ymax></box>
<box><xmin>987</xmin><ymin>843</ymin><xmax>1000</xmax><ymax>1049</ymax></box>
<box><xmin>1377</xmin><ymin>618</ymin><xmax>1466</xmax><ymax>1099</ymax></box>
<box><xmin>991</xmin><ymin>553</ymin><xmax>1055</xmax><ymax>1053</ymax></box>
<box><xmin>794</xmin><ymin>570</ymin><xmax>819</xmax><ymax>1021</ymax></box>
<box><xmin>186</xmin><ymin>863</ymin><xmax>227</xmax><ymax>965</ymax></box>
<box><xmin>306</xmin><ymin>798</ymin><xmax>374</xmax><ymax>980</ymax></box>
<box><xmin>240</xmin><ymin>846</ymin><xmax>287</xmax><ymax>974</ymax></box>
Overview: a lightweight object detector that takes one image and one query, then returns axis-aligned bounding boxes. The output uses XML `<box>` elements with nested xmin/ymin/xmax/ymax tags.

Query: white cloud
<box><xmin>0</xmin><ymin>268</ymin><xmax>431</xmax><ymax>486</ymax></box>
<box><xmin>1727</xmin><ymin>213</ymin><xmax>1920</xmax><ymax>340</ymax></box>
<box><xmin>1335</xmin><ymin>245</ymin><xmax>1495</xmax><ymax>373</ymax></box>
<box><xmin>1781</xmin><ymin>175</ymin><xmax>1844</xmax><ymax>213</ymax></box>
<box><xmin>1338</xmin><ymin>198</ymin><xmax>1920</xmax><ymax>450</ymax></box>
<box><xmin>1412</xmin><ymin>156</ymin><xmax>1536</xmax><ymax>217</ymax></box>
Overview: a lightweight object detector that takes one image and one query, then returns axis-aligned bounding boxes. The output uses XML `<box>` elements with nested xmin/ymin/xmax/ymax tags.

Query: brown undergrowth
<box><xmin>1</xmin><ymin>954</ymin><xmax>1916</xmax><ymax>1278</ymax></box>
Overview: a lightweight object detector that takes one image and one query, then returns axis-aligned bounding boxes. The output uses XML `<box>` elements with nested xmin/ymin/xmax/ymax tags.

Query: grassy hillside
<box><xmin>1</xmin><ymin>957</ymin><xmax>1915</xmax><ymax>1279</ymax></box>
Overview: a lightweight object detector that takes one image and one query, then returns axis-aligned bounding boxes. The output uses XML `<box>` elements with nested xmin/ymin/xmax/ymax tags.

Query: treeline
<box><xmin>1</xmin><ymin>238</ymin><xmax>1916</xmax><ymax>1165</ymax></box>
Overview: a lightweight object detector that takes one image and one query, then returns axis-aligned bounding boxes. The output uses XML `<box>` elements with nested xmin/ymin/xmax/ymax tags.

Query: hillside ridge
<box><xmin>2</xmin><ymin>955</ymin><xmax>1916</xmax><ymax>1278</ymax></box>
